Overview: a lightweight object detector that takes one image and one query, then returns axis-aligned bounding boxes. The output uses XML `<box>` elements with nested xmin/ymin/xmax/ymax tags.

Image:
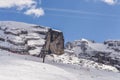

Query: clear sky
<box><xmin>0</xmin><ymin>0</ymin><xmax>120</xmax><ymax>43</ymax></box>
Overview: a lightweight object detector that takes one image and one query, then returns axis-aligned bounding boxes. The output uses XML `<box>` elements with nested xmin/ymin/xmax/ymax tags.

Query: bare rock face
<box><xmin>45</xmin><ymin>29</ymin><xmax>64</xmax><ymax>55</ymax></box>
<box><xmin>0</xmin><ymin>21</ymin><xmax>64</xmax><ymax>56</ymax></box>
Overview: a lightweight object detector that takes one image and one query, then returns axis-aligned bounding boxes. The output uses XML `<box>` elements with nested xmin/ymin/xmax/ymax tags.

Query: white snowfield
<box><xmin>0</xmin><ymin>49</ymin><xmax>120</xmax><ymax>80</ymax></box>
<box><xmin>0</xmin><ymin>50</ymin><xmax>77</xmax><ymax>80</ymax></box>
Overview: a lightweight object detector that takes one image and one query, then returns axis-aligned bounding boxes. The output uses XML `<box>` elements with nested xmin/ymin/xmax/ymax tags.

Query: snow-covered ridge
<box><xmin>0</xmin><ymin>21</ymin><xmax>48</xmax><ymax>55</ymax></box>
<box><xmin>65</xmin><ymin>38</ymin><xmax>120</xmax><ymax>71</ymax></box>
<box><xmin>0</xmin><ymin>21</ymin><xmax>64</xmax><ymax>56</ymax></box>
<box><xmin>0</xmin><ymin>21</ymin><xmax>49</xmax><ymax>33</ymax></box>
<box><xmin>0</xmin><ymin>49</ymin><xmax>77</xmax><ymax>80</ymax></box>
<box><xmin>0</xmin><ymin>21</ymin><xmax>37</xmax><ymax>27</ymax></box>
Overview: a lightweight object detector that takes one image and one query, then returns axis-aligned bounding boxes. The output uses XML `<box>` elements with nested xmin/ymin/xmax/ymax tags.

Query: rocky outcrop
<box><xmin>45</xmin><ymin>29</ymin><xmax>64</xmax><ymax>55</ymax></box>
<box><xmin>0</xmin><ymin>21</ymin><xmax>64</xmax><ymax>56</ymax></box>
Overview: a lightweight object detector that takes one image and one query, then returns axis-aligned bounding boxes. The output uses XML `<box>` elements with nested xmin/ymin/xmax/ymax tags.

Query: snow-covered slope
<box><xmin>0</xmin><ymin>49</ymin><xmax>77</xmax><ymax>80</ymax></box>
<box><xmin>0</xmin><ymin>49</ymin><xmax>120</xmax><ymax>80</ymax></box>
<box><xmin>65</xmin><ymin>38</ymin><xmax>120</xmax><ymax>71</ymax></box>
<box><xmin>47</xmin><ymin>53</ymin><xmax>119</xmax><ymax>72</ymax></box>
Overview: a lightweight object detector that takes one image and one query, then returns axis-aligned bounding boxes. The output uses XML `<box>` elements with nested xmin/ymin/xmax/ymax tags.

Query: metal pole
<box><xmin>42</xmin><ymin>49</ymin><xmax>47</xmax><ymax>63</ymax></box>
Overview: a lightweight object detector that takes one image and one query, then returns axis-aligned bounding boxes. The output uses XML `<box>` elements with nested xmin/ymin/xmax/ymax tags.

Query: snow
<box><xmin>0</xmin><ymin>41</ymin><xmax>27</xmax><ymax>51</ymax></box>
<box><xmin>0</xmin><ymin>49</ymin><xmax>120</xmax><ymax>80</ymax></box>
<box><xmin>48</xmin><ymin>53</ymin><xmax>119</xmax><ymax>72</ymax></box>
<box><xmin>0</xmin><ymin>21</ymin><xmax>37</xmax><ymax>29</ymax></box>
<box><xmin>55</xmin><ymin>63</ymin><xmax>120</xmax><ymax>80</ymax></box>
<box><xmin>29</xmin><ymin>47</ymin><xmax>42</xmax><ymax>55</ymax></box>
<box><xmin>0</xmin><ymin>30</ymin><xmax>5</xmax><ymax>39</ymax></box>
<box><xmin>0</xmin><ymin>21</ymin><xmax>49</xmax><ymax>33</ymax></box>
<box><xmin>8</xmin><ymin>35</ymin><xmax>26</xmax><ymax>44</ymax></box>
<box><xmin>27</xmin><ymin>39</ymin><xmax>45</xmax><ymax>46</ymax></box>
<box><xmin>88</xmin><ymin>43</ymin><xmax>112</xmax><ymax>52</ymax></box>
<box><xmin>52</xmin><ymin>29</ymin><xmax>62</xmax><ymax>32</ymax></box>
<box><xmin>27</xmin><ymin>33</ymin><xmax>46</xmax><ymax>39</ymax></box>
<box><xmin>0</xmin><ymin>49</ymin><xmax>77</xmax><ymax>80</ymax></box>
<box><xmin>81</xmin><ymin>38</ymin><xmax>91</xmax><ymax>42</ymax></box>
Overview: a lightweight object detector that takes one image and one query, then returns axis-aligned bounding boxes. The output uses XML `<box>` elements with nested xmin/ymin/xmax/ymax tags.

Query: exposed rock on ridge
<box><xmin>65</xmin><ymin>39</ymin><xmax>120</xmax><ymax>71</ymax></box>
<box><xmin>0</xmin><ymin>21</ymin><xmax>64</xmax><ymax>56</ymax></box>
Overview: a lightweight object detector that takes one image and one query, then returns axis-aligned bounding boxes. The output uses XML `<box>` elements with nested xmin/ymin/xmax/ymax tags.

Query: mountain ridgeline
<box><xmin>1</xmin><ymin>21</ymin><xmax>120</xmax><ymax>71</ymax></box>
<box><xmin>65</xmin><ymin>39</ymin><xmax>120</xmax><ymax>70</ymax></box>
<box><xmin>0</xmin><ymin>21</ymin><xmax>64</xmax><ymax>56</ymax></box>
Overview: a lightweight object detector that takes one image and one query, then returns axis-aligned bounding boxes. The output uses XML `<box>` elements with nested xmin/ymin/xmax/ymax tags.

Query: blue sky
<box><xmin>0</xmin><ymin>0</ymin><xmax>120</xmax><ymax>42</ymax></box>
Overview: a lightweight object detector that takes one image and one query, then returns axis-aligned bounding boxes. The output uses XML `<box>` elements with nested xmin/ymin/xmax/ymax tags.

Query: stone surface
<box><xmin>45</xmin><ymin>29</ymin><xmax>64</xmax><ymax>55</ymax></box>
